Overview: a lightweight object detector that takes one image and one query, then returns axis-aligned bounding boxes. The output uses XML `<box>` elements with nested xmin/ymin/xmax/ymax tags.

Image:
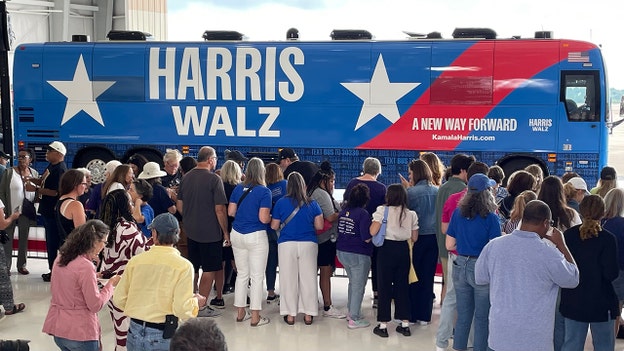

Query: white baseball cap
<box><xmin>48</xmin><ymin>141</ymin><xmax>67</xmax><ymax>156</ymax></box>
<box><xmin>105</xmin><ymin>160</ymin><xmax>122</xmax><ymax>177</ymax></box>
<box><xmin>568</xmin><ymin>177</ymin><xmax>590</xmax><ymax>195</ymax></box>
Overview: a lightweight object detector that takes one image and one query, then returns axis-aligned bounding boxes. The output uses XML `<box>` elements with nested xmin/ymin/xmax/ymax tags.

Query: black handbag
<box><xmin>0</xmin><ymin>230</ymin><xmax>9</xmax><ymax>244</ymax></box>
<box><xmin>21</xmin><ymin>176</ymin><xmax>38</xmax><ymax>221</ymax></box>
<box><xmin>21</xmin><ymin>198</ymin><xmax>37</xmax><ymax>221</ymax></box>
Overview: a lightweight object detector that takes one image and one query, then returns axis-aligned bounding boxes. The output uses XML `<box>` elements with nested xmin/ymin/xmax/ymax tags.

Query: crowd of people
<box><xmin>1</xmin><ymin>142</ymin><xmax>623</xmax><ymax>351</ymax></box>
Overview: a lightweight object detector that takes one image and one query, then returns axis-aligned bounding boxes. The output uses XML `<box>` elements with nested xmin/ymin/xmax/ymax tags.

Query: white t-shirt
<box><xmin>372</xmin><ymin>205</ymin><xmax>418</xmax><ymax>241</ymax></box>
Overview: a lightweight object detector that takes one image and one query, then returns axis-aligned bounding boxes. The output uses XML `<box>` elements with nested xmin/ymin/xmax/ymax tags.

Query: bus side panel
<box><xmin>13</xmin><ymin>45</ymin><xmax>44</xmax><ymax>102</ymax></box>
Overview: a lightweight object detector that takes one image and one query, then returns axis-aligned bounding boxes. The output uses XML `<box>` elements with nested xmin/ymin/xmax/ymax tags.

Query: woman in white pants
<box><xmin>228</xmin><ymin>158</ymin><xmax>273</xmax><ymax>327</ymax></box>
<box><xmin>271</xmin><ymin>172</ymin><xmax>324</xmax><ymax>325</ymax></box>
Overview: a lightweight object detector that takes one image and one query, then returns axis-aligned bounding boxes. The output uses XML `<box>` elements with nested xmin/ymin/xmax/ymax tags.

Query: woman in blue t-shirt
<box><xmin>271</xmin><ymin>172</ymin><xmax>323</xmax><ymax>325</ymax></box>
<box><xmin>336</xmin><ymin>183</ymin><xmax>372</xmax><ymax>329</ymax></box>
<box><xmin>446</xmin><ymin>173</ymin><xmax>501</xmax><ymax>351</ymax></box>
<box><xmin>228</xmin><ymin>157</ymin><xmax>273</xmax><ymax>327</ymax></box>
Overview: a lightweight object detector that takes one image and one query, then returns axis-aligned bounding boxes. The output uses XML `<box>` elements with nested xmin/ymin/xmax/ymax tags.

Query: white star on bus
<box><xmin>342</xmin><ymin>54</ymin><xmax>420</xmax><ymax>131</ymax></box>
<box><xmin>47</xmin><ymin>55</ymin><xmax>116</xmax><ymax>126</ymax></box>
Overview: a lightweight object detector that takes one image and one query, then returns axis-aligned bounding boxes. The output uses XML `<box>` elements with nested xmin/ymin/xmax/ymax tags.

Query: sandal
<box><xmin>304</xmin><ymin>315</ymin><xmax>314</xmax><ymax>325</ymax></box>
<box><xmin>251</xmin><ymin>316</ymin><xmax>270</xmax><ymax>327</ymax></box>
<box><xmin>283</xmin><ymin>315</ymin><xmax>295</xmax><ymax>325</ymax></box>
<box><xmin>236</xmin><ymin>309</ymin><xmax>251</xmax><ymax>322</ymax></box>
<box><xmin>5</xmin><ymin>303</ymin><xmax>25</xmax><ymax>315</ymax></box>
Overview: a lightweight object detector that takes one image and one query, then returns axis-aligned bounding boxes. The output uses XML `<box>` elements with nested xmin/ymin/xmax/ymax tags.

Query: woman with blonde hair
<box><xmin>560</xmin><ymin>195</ymin><xmax>619</xmax><ymax>351</ymax></box>
<box><xmin>525</xmin><ymin>164</ymin><xmax>544</xmax><ymax>192</ymax></box>
<box><xmin>219</xmin><ymin>160</ymin><xmax>242</xmax><ymax>296</ymax></box>
<box><xmin>503</xmin><ymin>190</ymin><xmax>537</xmax><ymax>234</ymax></box>
<box><xmin>228</xmin><ymin>157</ymin><xmax>272</xmax><ymax>327</ymax></box>
<box><xmin>591</xmin><ymin>166</ymin><xmax>617</xmax><ymax>198</ymax></box>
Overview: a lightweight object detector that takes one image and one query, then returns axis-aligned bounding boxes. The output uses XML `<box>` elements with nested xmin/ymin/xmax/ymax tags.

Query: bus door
<box><xmin>559</xmin><ymin>71</ymin><xmax>602</xmax><ymax>153</ymax></box>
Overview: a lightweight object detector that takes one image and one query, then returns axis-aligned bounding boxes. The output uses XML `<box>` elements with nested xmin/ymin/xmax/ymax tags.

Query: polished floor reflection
<box><xmin>2</xmin><ymin>257</ymin><xmax>622</xmax><ymax>351</ymax></box>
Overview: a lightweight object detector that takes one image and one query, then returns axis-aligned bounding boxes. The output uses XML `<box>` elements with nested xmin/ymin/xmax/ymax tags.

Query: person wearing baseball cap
<box><xmin>591</xmin><ymin>166</ymin><xmax>618</xmax><ymax>198</ymax></box>
<box><xmin>113</xmin><ymin>213</ymin><xmax>211</xmax><ymax>350</ymax></box>
<box><xmin>564</xmin><ymin>177</ymin><xmax>589</xmax><ymax>213</ymax></box>
<box><xmin>48</xmin><ymin>141</ymin><xmax>67</xmax><ymax>156</ymax></box>
<box><xmin>278</xmin><ymin>148</ymin><xmax>318</xmax><ymax>185</ymax></box>
<box><xmin>32</xmin><ymin>141</ymin><xmax>68</xmax><ymax>282</ymax></box>
<box><xmin>445</xmin><ymin>173</ymin><xmax>501</xmax><ymax>351</ymax></box>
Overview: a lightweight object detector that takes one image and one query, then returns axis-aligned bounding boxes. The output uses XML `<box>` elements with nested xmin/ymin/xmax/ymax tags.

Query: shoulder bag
<box><xmin>276</xmin><ymin>205</ymin><xmax>300</xmax><ymax>238</ymax></box>
<box><xmin>372</xmin><ymin>206</ymin><xmax>389</xmax><ymax>247</ymax></box>
<box><xmin>21</xmin><ymin>183</ymin><xmax>37</xmax><ymax>221</ymax></box>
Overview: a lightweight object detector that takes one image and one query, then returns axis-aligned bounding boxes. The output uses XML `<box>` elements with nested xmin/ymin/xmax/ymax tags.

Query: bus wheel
<box><xmin>73</xmin><ymin>148</ymin><xmax>116</xmax><ymax>184</ymax></box>
<box><xmin>85</xmin><ymin>159</ymin><xmax>108</xmax><ymax>185</ymax></box>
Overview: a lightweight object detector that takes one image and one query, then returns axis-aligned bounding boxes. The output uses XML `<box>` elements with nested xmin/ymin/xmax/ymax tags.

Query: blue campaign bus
<box><xmin>10</xmin><ymin>28</ymin><xmax>611</xmax><ymax>187</ymax></box>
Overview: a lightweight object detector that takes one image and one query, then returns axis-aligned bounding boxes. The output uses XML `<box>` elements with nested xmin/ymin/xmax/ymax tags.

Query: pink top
<box><xmin>42</xmin><ymin>255</ymin><xmax>114</xmax><ymax>341</ymax></box>
<box><xmin>442</xmin><ymin>189</ymin><xmax>467</xmax><ymax>255</ymax></box>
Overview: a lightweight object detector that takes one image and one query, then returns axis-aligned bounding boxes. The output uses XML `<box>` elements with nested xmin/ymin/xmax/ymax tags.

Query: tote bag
<box><xmin>372</xmin><ymin>206</ymin><xmax>389</xmax><ymax>247</ymax></box>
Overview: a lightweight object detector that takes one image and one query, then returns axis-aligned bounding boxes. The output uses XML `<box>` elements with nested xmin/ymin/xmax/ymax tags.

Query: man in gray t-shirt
<box><xmin>177</xmin><ymin>146</ymin><xmax>230</xmax><ymax>312</ymax></box>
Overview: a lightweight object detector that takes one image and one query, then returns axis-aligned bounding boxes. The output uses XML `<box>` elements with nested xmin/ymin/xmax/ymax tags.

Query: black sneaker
<box><xmin>42</xmin><ymin>272</ymin><xmax>51</xmax><ymax>282</ymax></box>
<box><xmin>210</xmin><ymin>298</ymin><xmax>225</xmax><ymax>309</ymax></box>
<box><xmin>396</xmin><ymin>325</ymin><xmax>411</xmax><ymax>336</ymax></box>
<box><xmin>373</xmin><ymin>325</ymin><xmax>389</xmax><ymax>338</ymax></box>
<box><xmin>266</xmin><ymin>294</ymin><xmax>280</xmax><ymax>304</ymax></box>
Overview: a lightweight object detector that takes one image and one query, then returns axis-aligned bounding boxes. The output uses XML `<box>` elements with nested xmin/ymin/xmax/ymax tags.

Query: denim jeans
<box><xmin>436</xmin><ymin>253</ymin><xmax>457</xmax><ymax>348</ymax></box>
<box><xmin>453</xmin><ymin>255</ymin><xmax>492</xmax><ymax>351</ymax></box>
<box><xmin>337</xmin><ymin>250</ymin><xmax>371</xmax><ymax>320</ymax></box>
<box><xmin>53</xmin><ymin>336</ymin><xmax>99</xmax><ymax>351</ymax></box>
<box><xmin>554</xmin><ymin>290</ymin><xmax>565</xmax><ymax>351</ymax></box>
<box><xmin>562</xmin><ymin>314</ymin><xmax>614</xmax><ymax>351</ymax></box>
<box><xmin>127</xmin><ymin>320</ymin><xmax>170</xmax><ymax>351</ymax></box>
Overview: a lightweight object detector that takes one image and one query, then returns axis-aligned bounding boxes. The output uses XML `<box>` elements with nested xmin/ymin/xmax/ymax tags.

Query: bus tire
<box><xmin>73</xmin><ymin>148</ymin><xmax>116</xmax><ymax>184</ymax></box>
<box><xmin>122</xmin><ymin>148</ymin><xmax>163</xmax><ymax>167</ymax></box>
<box><xmin>497</xmin><ymin>156</ymin><xmax>548</xmax><ymax>187</ymax></box>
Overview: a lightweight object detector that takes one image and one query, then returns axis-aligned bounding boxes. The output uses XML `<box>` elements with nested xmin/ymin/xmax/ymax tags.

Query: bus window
<box><xmin>562</xmin><ymin>72</ymin><xmax>599</xmax><ymax>122</ymax></box>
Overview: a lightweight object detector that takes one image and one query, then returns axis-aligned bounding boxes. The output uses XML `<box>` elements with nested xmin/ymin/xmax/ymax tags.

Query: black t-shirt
<box><xmin>38</xmin><ymin>161</ymin><xmax>67</xmax><ymax>216</ymax></box>
<box><xmin>161</xmin><ymin>170</ymin><xmax>182</xmax><ymax>188</ymax></box>
<box><xmin>284</xmin><ymin>161</ymin><xmax>319</xmax><ymax>185</ymax></box>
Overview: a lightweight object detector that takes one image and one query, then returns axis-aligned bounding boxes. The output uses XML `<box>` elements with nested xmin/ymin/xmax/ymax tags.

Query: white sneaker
<box><xmin>417</xmin><ymin>320</ymin><xmax>431</xmax><ymax>326</ymax></box>
<box><xmin>197</xmin><ymin>306</ymin><xmax>222</xmax><ymax>318</ymax></box>
<box><xmin>393</xmin><ymin>319</ymin><xmax>415</xmax><ymax>325</ymax></box>
<box><xmin>435</xmin><ymin>347</ymin><xmax>447</xmax><ymax>351</ymax></box>
<box><xmin>322</xmin><ymin>306</ymin><xmax>346</xmax><ymax>319</ymax></box>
